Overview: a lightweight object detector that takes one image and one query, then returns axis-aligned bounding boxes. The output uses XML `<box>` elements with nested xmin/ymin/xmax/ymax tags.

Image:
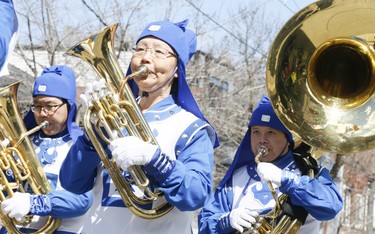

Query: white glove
<box><xmin>257</xmin><ymin>162</ymin><xmax>282</xmax><ymax>187</ymax></box>
<box><xmin>1</xmin><ymin>192</ymin><xmax>31</xmax><ymax>221</ymax></box>
<box><xmin>79</xmin><ymin>82</ymin><xmax>93</xmax><ymax>110</ymax></box>
<box><xmin>80</xmin><ymin>79</ymin><xmax>108</xmax><ymax>109</ymax></box>
<box><xmin>230</xmin><ymin>207</ymin><xmax>258</xmax><ymax>233</ymax></box>
<box><xmin>109</xmin><ymin>136</ymin><xmax>158</xmax><ymax>170</ymax></box>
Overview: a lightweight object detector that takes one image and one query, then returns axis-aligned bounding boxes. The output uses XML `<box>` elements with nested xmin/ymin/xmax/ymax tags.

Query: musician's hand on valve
<box><xmin>80</xmin><ymin>79</ymin><xmax>108</xmax><ymax>109</ymax></box>
<box><xmin>257</xmin><ymin>162</ymin><xmax>282</xmax><ymax>188</ymax></box>
<box><xmin>1</xmin><ymin>192</ymin><xmax>31</xmax><ymax>222</ymax></box>
<box><xmin>109</xmin><ymin>136</ymin><xmax>158</xmax><ymax>170</ymax></box>
<box><xmin>230</xmin><ymin>207</ymin><xmax>258</xmax><ymax>233</ymax></box>
<box><xmin>79</xmin><ymin>82</ymin><xmax>93</xmax><ymax>111</ymax></box>
<box><xmin>94</xmin><ymin>79</ymin><xmax>107</xmax><ymax>95</ymax></box>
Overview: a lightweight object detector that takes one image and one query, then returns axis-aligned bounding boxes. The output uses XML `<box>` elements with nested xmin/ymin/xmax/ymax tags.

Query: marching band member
<box><xmin>0</xmin><ymin>0</ymin><xmax>18</xmax><ymax>76</ymax></box>
<box><xmin>198</xmin><ymin>96</ymin><xmax>342</xmax><ymax>234</ymax></box>
<box><xmin>59</xmin><ymin>19</ymin><xmax>219</xmax><ymax>234</ymax></box>
<box><xmin>1</xmin><ymin>65</ymin><xmax>93</xmax><ymax>234</ymax></box>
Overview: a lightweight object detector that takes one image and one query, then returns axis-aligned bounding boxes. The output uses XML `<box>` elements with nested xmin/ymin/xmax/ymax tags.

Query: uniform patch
<box><xmin>261</xmin><ymin>114</ymin><xmax>271</xmax><ymax>122</ymax></box>
<box><xmin>148</xmin><ymin>25</ymin><xmax>161</xmax><ymax>31</ymax></box>
<box><xmin>37</xmin><ymin>85</ymin><xmax>47</xmax><ymax>92</ymax></box>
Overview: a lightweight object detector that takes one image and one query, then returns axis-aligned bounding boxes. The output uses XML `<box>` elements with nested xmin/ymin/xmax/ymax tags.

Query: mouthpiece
<box><xmin>40</xmin><ymin>121</ymin><xmax>49</xmax><ymax>129</ymax></box>
<box><xmin>137</xmin><ymin>65</ymin><xmax>148</xmax><ymax>77</ymax></box>
<box><xmin>125</xmin><ymin>65</ymin><xmax>149</xmax><ymax>81</ymax></box>
<box><xmin>255</xmin><ymin>145</ymin><xmax>268</xmax><ymax>163</ymax></box>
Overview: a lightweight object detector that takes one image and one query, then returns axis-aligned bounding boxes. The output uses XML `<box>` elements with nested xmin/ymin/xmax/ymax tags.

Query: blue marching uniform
<box><xmin>199</xmin><ymin>149</ymin><xmax>342</xmax><ymax>234</ymax></box>
<box><xmin>60</xmin><ymin>96</ymin><xmax>217</xmax><ymax>233</ymax></box>
<box><xmin>0</xmin><ymin>66</ymin><xmax>93</xmax><ymax>234</ymax></box>
<box><xmin>60</xmin><ymin>19</ymin><xmax>219</xmax><ymax>234</ymax></box>
<box><xmin>8</xmin><ymin>129</ymin><xmax>93</xmax><ymax>234</ymax></box>
<box><xmin>198</xmin><ymin>96</ymin><xmax>342</xmax><ymax>234</ymax></box>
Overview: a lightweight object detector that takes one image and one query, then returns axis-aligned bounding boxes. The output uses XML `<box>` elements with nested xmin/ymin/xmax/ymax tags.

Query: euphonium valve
<box><xmin>0</xmin><ymin>82</ymin><xmax>61</xmax><ymax>233</ymax></box>
<box><xmin>64</xmin><ymin>23</ymin><xmax>173</xmax><ymax>219</ymax></box>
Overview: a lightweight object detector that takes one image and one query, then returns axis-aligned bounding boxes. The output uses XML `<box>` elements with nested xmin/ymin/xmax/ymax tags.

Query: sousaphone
<box><xmin>257</xmin><ymin>0</ymin><xmax>375</xmax><ymax>233</ymax></box>
<box><xmin>267</xmin><ymin>0</ymin><xmax>375</xmax><ymax>154</ymax></box>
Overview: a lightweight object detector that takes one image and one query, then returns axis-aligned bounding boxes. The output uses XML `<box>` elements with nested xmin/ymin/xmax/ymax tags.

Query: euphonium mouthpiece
<box><xmin>125</xmin><ymin>65</ymin><xmax>148</xmax><ymax>81</ymax></box>
<box><xmin>40</xmin><ymin>121</ymin><xmax>49</xmax><ymax>129</ymax></box>
<box><xmin>137</xmin><ymin>65</ymin><xmax>148</xmax><ymax>77</ymax></box>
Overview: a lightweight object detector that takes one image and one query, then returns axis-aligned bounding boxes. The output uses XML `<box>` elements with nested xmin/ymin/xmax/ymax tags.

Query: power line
<box><xmin>184</xmin><ymin>0</ymin><xmax>243</xmax><ymax>43</ymax></box>
<box><xmin>184</xmin><ymin>0</ymin><xmax>267</xmax><ymax>59</ymax></box>
<box><xmin>277</xmin><ymin>0</ymin><xmax>296</xmax><ymax>14</ymax></box>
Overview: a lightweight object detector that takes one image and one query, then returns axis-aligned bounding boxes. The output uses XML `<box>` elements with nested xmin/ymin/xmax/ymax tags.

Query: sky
<box><xmin>181</xmin><ymin>0</ymin><xmax>317</xmax><ymax>24</ymax></box>
<box><xmin>10</xmin><ymin>0</ymin><xmax>319</xmax><ymax>82</ymax></box>
<box><xmin>13</xmin><ymin>0</ymin><xmax>318</xmax><ymax>49</ymax></box>
<box><xmin>133</xmin><ymin>0</ymin><xmax>318</xmax><ymax>51</ymax></box>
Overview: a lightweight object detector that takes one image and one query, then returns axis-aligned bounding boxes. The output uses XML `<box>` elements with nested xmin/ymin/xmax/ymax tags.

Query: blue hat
<box><xmin>217</xmin><ymin>96</ymin><xmax>294</xmax><ymax>190</ymax></box>
<box><xmin>136</xmin><ymin>19</ymin><xmax>196</xmax><ymax>68</ymax></box>
<box><xmin>32</xmin><ymin>65</ymin><xmax>76</xmax><ymax>100</ymax></box>
<box><xmin>127</xmin><ymin>19</ymin><xmax>219</xmax><ymax>147</ymax></box>
<box><xmin>24</xmin><ymin>65</ymin><xmax>82</xmax><ymax>141</ymax></box>
<box><xmin>249</xmin><ymin>96</ymin><xmax>294</xmax><ymax>148</ymax></box>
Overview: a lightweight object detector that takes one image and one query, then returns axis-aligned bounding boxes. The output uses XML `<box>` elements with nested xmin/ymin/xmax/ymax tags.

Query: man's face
<box><xmin>250</xmin><ymin>125</ymin><xmax>289</xmax><ymax>162</ymax></box>
<box><xmin>32</xmin><ymin>96</ymin><xmax>68</xmax><ymax>136</ymax></box>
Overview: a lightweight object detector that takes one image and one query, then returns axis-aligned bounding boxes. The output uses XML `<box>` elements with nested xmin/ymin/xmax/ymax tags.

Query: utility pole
<box><xmin>367</xmin><ymin>174</ymin><xmax>375</xmax><ymax>234</ymax></box>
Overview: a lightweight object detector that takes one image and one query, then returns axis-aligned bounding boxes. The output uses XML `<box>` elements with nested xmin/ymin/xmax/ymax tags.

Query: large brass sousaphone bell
<box><xmin>267</xmin><ymin>0</ymin><xmax>375</xmax><ymax>154</ymax></box>
<box><xmin>258</xmin><ymin>0</ymin><xmax>375</xmax><ymax>233</ymax></box>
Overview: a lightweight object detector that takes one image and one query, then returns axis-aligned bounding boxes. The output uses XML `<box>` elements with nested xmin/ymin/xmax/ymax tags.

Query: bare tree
<box><xmin>184</xmin><ymin>1</ymin><xmax>281</xmax><ymax>184</ymax></box>
<box><xmin>7</xmin><ymin>1</ymin><xmax>375</xmax><ymax>233</ymax></box>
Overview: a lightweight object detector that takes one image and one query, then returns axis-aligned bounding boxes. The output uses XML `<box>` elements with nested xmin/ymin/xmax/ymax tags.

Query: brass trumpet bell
<box><xmin>266</xmin><ymin>0</ymin><xmax>375</xmax><ymax>154</ymax></box>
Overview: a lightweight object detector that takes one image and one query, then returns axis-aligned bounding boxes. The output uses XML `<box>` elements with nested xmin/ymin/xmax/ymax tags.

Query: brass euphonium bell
<box><xmin>64</xmin><ymin>23</ymin><xmax>173</xmax><ymax>219</ymax></box>
<box><xmin>0</xmin><ymin>82</ymin><xmax>61</xmax><ymax>233</ymax></box>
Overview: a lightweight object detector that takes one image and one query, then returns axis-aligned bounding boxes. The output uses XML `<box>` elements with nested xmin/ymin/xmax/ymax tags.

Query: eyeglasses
<box><xmin>31</xmin><ymin>103</ymin><xmax>66</xmax><ymax>114</ymax></box>
<box><xmin>132</xmin><ymin>45</ymin><xmax>176</xmax><ymax>59</ymax></box>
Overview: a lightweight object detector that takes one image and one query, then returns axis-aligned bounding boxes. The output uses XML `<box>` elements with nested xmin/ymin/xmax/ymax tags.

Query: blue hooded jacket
<box><xmin>127</xmin><ymin>19</ymin><xmax>219</xmax><ymax>147</ymax></box>
<box><xmin>198</xmin><ymin>96</ymin><xmax>343</xmax><ymax>233</ymax></box>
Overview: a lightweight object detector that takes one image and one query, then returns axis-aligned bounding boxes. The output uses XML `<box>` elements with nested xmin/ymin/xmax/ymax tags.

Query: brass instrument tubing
<box><xmin>255</xmin><ymin>146</ymin><xmax>281</xmax><ymax>216</ymax></box>
<box><xmin>13</xmin><ymin>121</ymin><xmax>49</xmax><ymax>148</ymax></box>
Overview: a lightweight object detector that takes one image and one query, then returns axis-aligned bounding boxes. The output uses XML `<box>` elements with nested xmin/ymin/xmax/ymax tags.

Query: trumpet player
<box><xmin>60</xmin><ymin>19</ymin><xmax>219</xmax><ymax>234</ymax></box>
<box><xmin>0</xmin><ymin>65</ymin><xmax>93</xmax><ymax>233</ymax></box>
<box><xmin>198</xmin><ymin>96</ymin><xmax>343</xmax><ymax>234</ymax></box>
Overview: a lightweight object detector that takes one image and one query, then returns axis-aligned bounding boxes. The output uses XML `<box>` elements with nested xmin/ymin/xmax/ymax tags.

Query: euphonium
<box><xmin>263</xmin><ymin>1</ymin><xmax>375</xmax><ymax>233</ymax></box>
<box><xmin>64</xmin><ymin>23</ymin><xmax>173</xmax><ymax>219</ymax></box>
<box><xmin>0</xmin><ymin>82</ymin><xmax>61</xmax><ymax>233</ymax></box>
